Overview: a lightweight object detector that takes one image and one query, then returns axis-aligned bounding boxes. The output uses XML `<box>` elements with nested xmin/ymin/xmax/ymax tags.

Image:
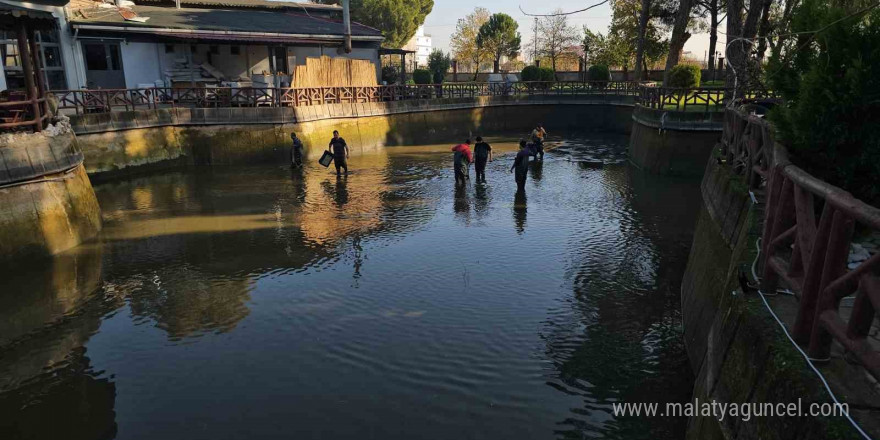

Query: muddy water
<box><xmin>0</xmin><ymin>134</ymin><xmax>701</xmax><ymax>440</ymax></box>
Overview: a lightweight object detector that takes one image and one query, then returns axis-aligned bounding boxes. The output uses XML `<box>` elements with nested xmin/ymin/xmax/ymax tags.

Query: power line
<box><xmin>519</xmin><ymin>0</ymin><xmax>611</xmax><ymax>17</ymax></box>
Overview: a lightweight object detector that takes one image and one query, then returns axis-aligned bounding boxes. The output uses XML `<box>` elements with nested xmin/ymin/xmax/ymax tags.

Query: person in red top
<box><xmin>451</xmin><ymin>139</ymin><xmax>473</xmax><ymax>185</ymax></box>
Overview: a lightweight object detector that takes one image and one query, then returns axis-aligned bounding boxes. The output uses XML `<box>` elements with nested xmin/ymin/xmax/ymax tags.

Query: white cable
<box><xmin>748</xmin><ymin>220</ymin><xmax>874</xmax><ymax>440</ymax></box>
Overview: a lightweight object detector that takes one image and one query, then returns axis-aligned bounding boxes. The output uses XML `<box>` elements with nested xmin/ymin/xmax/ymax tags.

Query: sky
<box><xmin>422</xmin><ymin>0</ymin><xmax>727</xmax><ymax>65</ymax></box>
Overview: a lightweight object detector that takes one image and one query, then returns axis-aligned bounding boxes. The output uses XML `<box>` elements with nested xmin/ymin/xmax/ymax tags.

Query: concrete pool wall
<box><xmin>71</xmin><ymin>96</ymin><xmax>637</xmax><ymax>178</ymax></box>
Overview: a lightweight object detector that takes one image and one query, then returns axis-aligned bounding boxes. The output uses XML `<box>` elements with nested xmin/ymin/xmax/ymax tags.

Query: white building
<box><xmin>0</xmin><ymin>0</ymin><xmax>384</xmax><ymax>91</ymax></box>
<box><xmin>403</xmin><ymin>25</ymin><xmax>431</xmax><ymax>69</ymax></box>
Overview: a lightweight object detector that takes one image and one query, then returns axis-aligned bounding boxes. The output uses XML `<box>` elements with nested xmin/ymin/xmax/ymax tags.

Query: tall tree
<box><xmin>696</xmin><ymin>0</ymin><xmax>727</xmax><ymax>76</ymax></box>
<box><xmin>663</xmin><ymin>0</ymin><xmax>694</xmax><ymax>84</ymax></box>
<box><xmin>535</xmin><ymin>10</ymin><xmax>581</xmax><ymax>71</ymax></box>
<box><xmin>634</xmin><ymin>0</ymin><xmax>652</xmax><ymax>80</ymax></box>
<box><xmin>316</xmin><ymin>0</ymin><xmax>434</xmax><ymax>48</ymax></box>
<box><xmin>726</xmin><ymin>0</ymin><xmax>773</xmax><ymax>89</ymax></box>
<box><xmin>450</xmin><ymin>7</ymin><xmax>492</xmax><ymax>78</ymax></box>
<box><xmin>476</xmin><ymin>13</ymin><xmax>522</xmax><ymax>73</ymax></box>
<box><xmin>608</xmin><ymin>0</ymin><xmax>669</xmax><ymax>79</ymax></box>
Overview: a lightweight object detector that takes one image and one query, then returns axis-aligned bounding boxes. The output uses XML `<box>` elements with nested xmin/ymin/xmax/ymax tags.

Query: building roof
<box><xmin>70</xmin><ymin>5</ymin><xmax>383</xmax><ymax>42</ymax></box>
<box><xmin>6</xmin><ymin>0</ymin><xmax>70</xmax><ymax>6</ymax></box>
<box><xmin>133</xmin><ymin>0</ymin><xmax>341</xmax><ymax>11</ymax></box>
<box><xmin>0</xmin><ymin>2</ymin><xmax>58</xmax><ymax>27</ymax></box>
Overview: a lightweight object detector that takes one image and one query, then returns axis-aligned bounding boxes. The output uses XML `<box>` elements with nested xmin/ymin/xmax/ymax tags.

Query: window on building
<box><xmin>269</xmin><ymin>46</ymin><xmax>288</xmax><ymax>74</ymax></box>
<box><xmin>1</xmin><ymin>29</ymin><xmax>69</xmax><ymax>90</ymax></box>
<box><xmin>230</xmin><ymin>45</ymin><xmax>240</xmax><ymax>55</ymax></box>
<box><xmin>209</xmin><ymin>45</ymin><xmax>219</xmax><ymax>55</ymax></box>
<box><xmin>165</xmin><ymin>44</ymin><xmax>175</xmax><ymax>53</ymax></box>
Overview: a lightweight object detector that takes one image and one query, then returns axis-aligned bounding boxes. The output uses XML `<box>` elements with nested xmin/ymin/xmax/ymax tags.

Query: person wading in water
<box><xmin>510</xmin><ymin>139</ymin><xmax>530</xmax><ymax>191</ymax></box>
<box><xmin>290</xmin><ymin>132</ymin><xmax>304</xmax><ymax>168</ymax></box>
<box><xmin>328</xmin><ymin>130</ymin><xmax>350</xmax><ymax>176</ymax></box>
<box><xmin>451</xmin><ymin>139</ymin><xmax>473</xmax><ymax>186</ymax></box>
<box><xmin>530</xmin><ymin>123</ymin><xmax>547</xmax><ymax>161</ymax></box>
<box><xmin>473</xmin><ymin>136</ymin><xmax>493</xmax><ymax>183</ymax></box>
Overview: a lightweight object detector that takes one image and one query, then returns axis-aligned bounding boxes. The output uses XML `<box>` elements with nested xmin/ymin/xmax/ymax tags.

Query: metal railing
<box><xmin>0</xmin><ymin>96</ymin><xmax>51</xmax><ymax>132</ymax></box>
<box><xmin>52</xmin><ymin>81</ymin><xmax>641</xmax><ymax>115</ymax></box>
<box><xmin>719</xmin><ymin>108</ymin><xmax>880</xmax><ymax>380</ymax></box>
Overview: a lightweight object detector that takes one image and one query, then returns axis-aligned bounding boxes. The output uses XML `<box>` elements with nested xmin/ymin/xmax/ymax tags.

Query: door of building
<box><xmin>82</xmin><ymin>42</ymin><xmax>125</xmax><ymax>89</ymax></box>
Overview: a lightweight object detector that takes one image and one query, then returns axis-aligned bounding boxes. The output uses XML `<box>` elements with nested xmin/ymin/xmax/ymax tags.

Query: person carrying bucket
<box><xmin>327</xmin><ymin>130</ymin><xmax>349</xmax><ymax>176</ymax></box>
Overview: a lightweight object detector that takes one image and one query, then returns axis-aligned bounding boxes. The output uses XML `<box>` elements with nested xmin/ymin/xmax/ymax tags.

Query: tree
<box><xmin>535</xmin><ymin>10</ymin><xmax>581</xmax><ymax>71</ymax></box>
<box><xmin>315</xmin><ymin>0</ymin><xmax>434</xmax><ymax>49</ymax></box>
<box><xmin>476</xmin><ymin>13</ymin><xmax>522</xmax><ymax>73</ymax></box>
<box><xmin>768</xmin><ymin>0</ymin><xmax>880</xmax><ymax>205</ymax></box>
<box><xmin>607</xmin><ymin>0</ymin><xmax>669</xmax><ymax>79</ymax></box>
<box><xmin>427</xmin><ymin>49</ymin><xmax>451</xmax><ymax>83</ymax></box>
<box><xmin>450</xmin><ymin>7</ymin><xmax>492</xmax><ymax>78</ymax></box>
<box><xmin>695</xmin><ymin>0</ymin><xmax>727</xmax><ymax>76</ymax></box>
<box><xmin>662</xmin><ymin>0</ymin><xmax>695</xmax><ymax>84</ymax></box>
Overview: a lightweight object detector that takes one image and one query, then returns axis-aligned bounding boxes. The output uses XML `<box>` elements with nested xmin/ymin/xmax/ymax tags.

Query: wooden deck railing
<box><xmin>637</xmin><ymin>86</ymin><xmax>778</xmax><ymax>113</ymax></box>
<box><xmin>719</xmin><ymin>108</ymin><xmax>880</xmax><ymax>380</ymax></box>
<box><xmin>51</xmin><ymin>81</ymin><xmax>641</xmax><ymax>115</ymax></box>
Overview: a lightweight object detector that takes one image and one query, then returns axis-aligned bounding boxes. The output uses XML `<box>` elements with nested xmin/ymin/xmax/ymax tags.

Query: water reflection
<box><xmin>530</xmin><ymin>160</ymin><xmax>544</xmax><ymax>182</ymax></box>
<box><xmin>513</xmin><ymin>189</ymin><xmax>528</xmax><ymax>234</ymax></box>
<box><xmin>0</xmin><ymin>135</ymin><xmax>701</xmax><ymax>440</ymax></box>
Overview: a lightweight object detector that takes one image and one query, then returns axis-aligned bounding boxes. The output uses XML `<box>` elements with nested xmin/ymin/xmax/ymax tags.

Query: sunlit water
<box><xmin>0</xmin><ymin>134</ymin><xmax>701</xmax><ymax>440</ymax></box>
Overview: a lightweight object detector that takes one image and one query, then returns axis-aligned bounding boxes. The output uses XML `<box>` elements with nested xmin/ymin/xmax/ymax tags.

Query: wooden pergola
<box><xmin>0</xmin><ymin>4</ymin><xmax>56</xmax><ymax>132</ymax></box>
<box><xmin>378</xmin><ymin>48</ymin><xmax>416</xmax><ymax>85</ymax></box>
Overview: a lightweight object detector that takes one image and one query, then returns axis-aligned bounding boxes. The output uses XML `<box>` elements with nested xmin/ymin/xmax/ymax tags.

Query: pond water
<box><xmin>0</xmin><ymin>134</ymin><xmax>701</xmax><ymax>440</ymax></box>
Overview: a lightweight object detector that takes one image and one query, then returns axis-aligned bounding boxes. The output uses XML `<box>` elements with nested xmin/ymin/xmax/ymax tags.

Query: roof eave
<box><xmin>70</xmin><ymin>23</ymin><xmax>384</xmax><ymax>42</ymax></box>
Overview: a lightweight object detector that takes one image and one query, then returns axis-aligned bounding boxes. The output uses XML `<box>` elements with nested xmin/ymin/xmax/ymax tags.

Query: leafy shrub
<box><xmin>768</xmin><ymin>0</ymin><xmax>880</xmax><ymax>205</ymax></box>
<box><xmin>427</xmin><ymin>49</ymin><xmax>451</xmax><ymax>84</ymax></box>
<box><xmin>537</xmin><ymin>67</ymin><xmax>556</xmax><ymax>82</ymax></box>
<box><xmin>521</xmin><ymin>65</ymin><xmax>540</xmax><ymax>81</ymax></box>
<box><xmin>381</xmin><ymin>65</ymin><xmax>399</xmax><ymax>84</ymax></box>
<box><xmin>668</xmin><ymin>64</ymin><xmax>701</xmax><ymax>88</ymax></box>
<box><xmin>587</xmin><ymin>64</ymin><xmax>611</xmax><ymax>82</ymax></box>
<box><xmin>412</xmin><ymin>69</ymin><xmax>432</xmax><ymax>85</ymax></box>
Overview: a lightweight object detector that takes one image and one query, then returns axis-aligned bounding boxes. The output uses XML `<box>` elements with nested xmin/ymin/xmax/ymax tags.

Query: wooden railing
<box><xmin>719</xmin><ymin>108</ymin><xmax>880</xmax><ymax>380</ymax></box>
<box><xmin>719</xmin><ymin>108</ymin><xmax>775</xmax><ymax>189</ymax></box>
<box><xmin>52</xmin><ymin>81</ymin><xmax>641</xmax><ymax>115</ymax></box>
<box><xmin>637</xmin><ymin>86</ymin><xmax>778</xmax><ymax>113</ymax></box>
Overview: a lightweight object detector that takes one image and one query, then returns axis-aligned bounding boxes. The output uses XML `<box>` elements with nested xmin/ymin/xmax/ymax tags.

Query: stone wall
<box><xmin>681</xmin><ymin>156</ymin><xmax>863</xmax><ymax>439</ymax></box>
<box><xmin>71</xmin><ymin>96</ymin><xmax>635</xmax><ymax>177</ymax></box>
<box><xmin>628</xmin><ymin>106</ymin><xmax>725</xmax><ymax>177</ymax></box>
<box><xmin>0</xmin><ymin>129</ymin><xmax>102</xmax><ymax>263</ymax></box>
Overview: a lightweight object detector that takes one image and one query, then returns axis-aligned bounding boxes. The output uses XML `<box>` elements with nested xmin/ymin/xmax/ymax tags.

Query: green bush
<box><xmin>537</xmin><ymin>67</ymin><xmax>556</xmax><ymax>82</ymax></box>
<box><xmin>668</xmin><ymin>64</ymin><xmax>701</xmax><ymax>88</ymax></box>
<box><xmin>768</xmin><ymin>0</ymin><xmax>880</xmax><ymax>205</ymax></box>
<box><xmin>427</xmin><ymin>49</ymin><xmax>451</xmax><ymax>84</ymax></box>
<box><xmin>587</xmin><ymin>64</ymin><xmax>611</xmax><ymax>82</ymax></box>
<box><xmin>381</xmin><ymin>65</ymin><xmax>399</xmax><ymax>84</ymax></box>
<box><xmin>521</xmin><ymin>65</ymin><xmax>540</xmax><ymax>81</ymax></box>
<box><xmin>412</xmin><ymin>69</ymin><xmax>432</xmax><ymax>85</ymax></box>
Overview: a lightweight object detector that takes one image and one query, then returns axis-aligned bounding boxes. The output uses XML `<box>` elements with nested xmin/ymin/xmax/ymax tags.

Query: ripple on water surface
<box><xmin>0</xmin><ymin>134</ymin><xmax>701</xmax><ymax>440</ymax></box>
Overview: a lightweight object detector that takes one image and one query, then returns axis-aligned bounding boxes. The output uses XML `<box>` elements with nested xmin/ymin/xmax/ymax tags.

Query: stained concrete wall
<box><xmin>0</xmin><ymin>130</ymin><xmax>102</xmax><ymax>263</ymax></box>
<box><xmin>71</xmin><ymin>96</ymin><xmax>635</xmax><ymax>177</ymax></box>
<box><xmin>628</xmin><ymin>106</ymin><xmax>725</xmax><ymax>177</ymax></box>
<box><xmin>681</xmin><ymin>156</ymin><xmax>864</xmax><ymax>439</ymax></box>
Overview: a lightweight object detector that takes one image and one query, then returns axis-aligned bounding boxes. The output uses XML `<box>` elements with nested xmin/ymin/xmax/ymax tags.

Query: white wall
<box><xmin>121</xmin><ymin>42</ymin><xmax>162</xmax><ymax>88</ymax></box>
